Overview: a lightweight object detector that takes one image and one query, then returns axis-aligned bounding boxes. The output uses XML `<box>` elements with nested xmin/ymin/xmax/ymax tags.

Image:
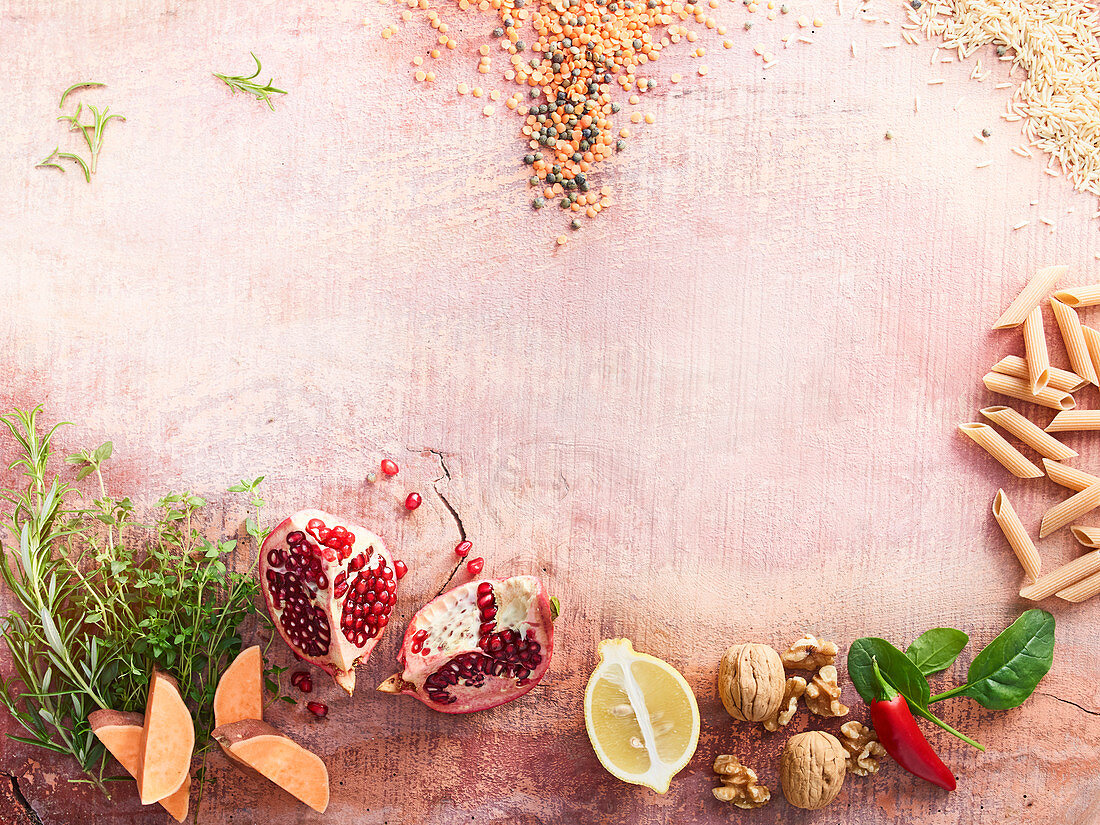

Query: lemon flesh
<box><xmin>584</xmin><ymin>638</ymin><xmax>700</xmax><ymax>793</ymax></box>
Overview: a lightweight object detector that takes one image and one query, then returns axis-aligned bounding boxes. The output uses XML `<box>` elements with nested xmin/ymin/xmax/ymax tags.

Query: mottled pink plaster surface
<box><xmin>2</xmin><ymin>0</ymin><xmax>1099</xmax><ymax>822</ymax></box>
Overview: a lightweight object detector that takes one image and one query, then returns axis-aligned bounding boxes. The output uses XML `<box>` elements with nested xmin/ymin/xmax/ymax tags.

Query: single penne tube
<box><xmin>1081</xmin><ymin>325</ymin><xmax>1100</xmax><ymax>386</ymax></box>
<box><xmin>1042</xmin><ymin>459</ymin><xmax>1099</xmax><ymax>491</ymax></box>
<box><xmin>1022</xmin><ymin>306</ymin><xmax>1050</xmax><ymax>393</ymax></box>
<box><xmin>982</xmin><ymin>372</ymin><xmax>1075</xmax><ymax>411</ymax></box>
<box><xmin>1045</xmin><ymin>410</ymin><xmax>1100</xmax><ymax>432</ymax></box>
<box><xmin>1039</xmin><ymin>482</ymin><xmax>1100</xmax><ymax>538</ymax></box>
<box><xmin>958</xmin><ymin>424</ymin><xmax>1044</xmax><ymax>478</ymax></box>
<box><xmin>991</xmin><ymin>355</ymin><xmax>1087</xmax><ymax>392</ymax></box>
<box><xmin>993</xmin><ymin>265</ymin><xmax>1068</xmax><ymax>329</ymax></box>
<box><xmin>1052</xmin><ymin>284</ymin><xmax>1100</xmax><ymax>307</ymax></box>
<box><xmin>1020</xmin><ymin>549</ymin><xmax>1100</xmax><ymax>600</ymax></box>
<box><xmin>1050</xmin><ymin>299</ymin><xmax>1099</xmax><ymax>386</ymax></box>
<box><xmin>1057</xmin><ymin>570</ymin><xmax>1100</xmax><ymax>602</ymax></box>
<box><xmin>992</xmin><ymin>490</ymin><xmax>1041</xmax><ymax>581</ymax></box>
<box><xmin>981</xmin><ymin>406</ymin><xmax>1077</xmax><ymax>460</ymax></box>
<box><xmin>1070</xmin><ymin>525</ymin><xmax>1100</xmax><ymax>548</ymax></box>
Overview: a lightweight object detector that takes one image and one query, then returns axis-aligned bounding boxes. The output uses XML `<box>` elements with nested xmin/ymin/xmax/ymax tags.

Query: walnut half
<box><xmin>763</xmin><ymin>676</ymin><xmax>807</xmax><ymax>732</ymax></box>
<box><xmin>781</xmin><ymin>634</ymin><xmax>839</xmax><ymax>671</ymax></box>
<box><xmin>713</xmin><ymin>754</ymin><xmax>771</xmax><ymax>808</ymax></box>
<box><xmin>840</xmin><ymin>721</ymin><xmax>888</xmax><ymax>776</ymax></box>
<box><xmin>804</xmin><ymin>665</ymin><xmax>849</xmax><ymax>718</ymax></box>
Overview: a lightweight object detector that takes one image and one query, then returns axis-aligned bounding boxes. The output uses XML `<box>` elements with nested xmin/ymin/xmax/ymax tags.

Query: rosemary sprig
<box><xmin>0</xmin><ymin>407</ymin><xmax>274</xmax><ymax>799</ymax></box>
<box><xmin>37</xmin><ymin>84</ymin><xmax>123</xmax><ymax>182</ymax></box>
<box><xmin>214</xmin><ymin>53</ymin><xmax>287</xmax><ymax>111</ymax></box>
<box><xmin>35</xmin><ymin>147</ymin><xmax>65</xmax><ymax>173</ymax></box>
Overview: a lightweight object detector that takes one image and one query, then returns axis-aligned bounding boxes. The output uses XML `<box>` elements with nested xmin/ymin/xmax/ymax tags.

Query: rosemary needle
<box><xmin>58</xmin><ymin>82</ymin><xmax>105</xmax><ymax>109</ymax></box>
<box><xmin>214</xmin><ymin>53</ymin><xmax>287</xmax><ymax>110</ymax></box>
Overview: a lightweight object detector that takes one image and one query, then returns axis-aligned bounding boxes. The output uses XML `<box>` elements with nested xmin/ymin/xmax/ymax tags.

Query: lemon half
<box><xmin>583</xmin><ymin>638</ymin><xmax>700</xmax><ymax>793</ymax></box>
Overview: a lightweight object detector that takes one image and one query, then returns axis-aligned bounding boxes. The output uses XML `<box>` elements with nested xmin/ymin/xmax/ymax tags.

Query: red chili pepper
<box><xmin>869</xmin><ymin>658</ymin><xmax>956</xmax><ymax>791</ymax></box>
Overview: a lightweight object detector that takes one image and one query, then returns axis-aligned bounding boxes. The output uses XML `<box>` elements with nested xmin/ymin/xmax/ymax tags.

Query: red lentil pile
<box><xmin>382</xmin><ymin>0</ymin><xmax>787</xmax><ymax>228</ymax></box>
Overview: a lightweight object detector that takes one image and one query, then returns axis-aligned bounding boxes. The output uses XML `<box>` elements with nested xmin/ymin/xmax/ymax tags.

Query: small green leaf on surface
<box><xmin>550</xmin><ymin>596</ymin><xmax>560</xmax><ymax>620</ymax></box>
<box><xmin>906</xmin><ymin>627</ymin><xmax>969</xmax><ymax>676</ymax></box>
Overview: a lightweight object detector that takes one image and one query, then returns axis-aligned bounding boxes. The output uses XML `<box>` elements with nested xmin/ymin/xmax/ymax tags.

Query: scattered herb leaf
<box><xmin>59</xmin><ymin>82</ymin><xmax>105</xmax><ymax>110</ymax></box>
<box><xmin>549</xmin><ymin>596</ymin><xmax>560</xmax><ymax>620</ymax></box>
<box><xmin>906</xmin><ymin>627</ymin><xmax>969</xmax><ymax>676</ymax></box>
<box><xmin>213</xmin><ymin>53</ymin><xmax>287</xmax><ymax>111</ymax></box>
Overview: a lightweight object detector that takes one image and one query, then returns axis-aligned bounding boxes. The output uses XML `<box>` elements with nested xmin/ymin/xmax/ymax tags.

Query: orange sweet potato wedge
<box><xmin>213</xmin><ymin>645</ymin><xmax>264</xmax><ymax>728</ymax></box>
<box><xmin>212</xmin><ymin>719</ymin><xmax>329</xmax><ymax>813</ymax></box>
<box><xmin>137</xmin><ymin>670</ymin><xmax>195</xmax><ymax>804</ymax></box>
<box><xmin>88</xmin><ymin>710</ymin><xmax>190</xmax><ymax>822</ymax></box>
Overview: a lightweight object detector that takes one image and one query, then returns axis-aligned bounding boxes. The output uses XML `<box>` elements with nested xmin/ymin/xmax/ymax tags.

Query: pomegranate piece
<box><xmin>466</xmin><ymin>557</ymin><xmax>484</xmax><ymax>576</ymax></box>
<box><xmin>381</xmin><ymin>459</ymin><xmax>399</xmax><ymax>476</ymax></box>
<box><xmin>454</xmin><ymin>540</ymin><xmax>472</xmax><ymax>558</ymax></box>
<box><xmin>259</xmin><ymin>510</ymin><xmax>399</xmax><ymax>696</ymax></box>
<box><xmin>405</xmin><ymin>492</ymin><xmax>422</xmax><ymax>510</ymax></box>
<box><xmin>377</xmin><ymin>575</ymin><xmax>554</xmax><ymax>714</ymax></box>
<box><xmin>306</xmin><ymin>701</ymin><xmax>328</xmax><ymax>718</ymax></box>
<box><xmin>394</xmin><ymin>560</ymin><xmax>408</xmax><ymax>579</ymax></box>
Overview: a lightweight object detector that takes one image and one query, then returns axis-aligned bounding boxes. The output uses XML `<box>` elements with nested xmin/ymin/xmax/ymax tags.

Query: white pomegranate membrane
<box><xmin>260</xmin><ymin>510</ymin><xmax>401</xmax><ymax>694</ymax></box>
<box><xmin>379</xmin><ymin>575</ymin><xmax>554</xmax><ymax>713</ymax></box>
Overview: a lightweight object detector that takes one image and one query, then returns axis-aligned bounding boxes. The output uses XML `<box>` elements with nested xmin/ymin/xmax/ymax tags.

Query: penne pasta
<box><xmin>1057</xmin><ymin>570</ymin><xmax>1100</xmax><ymax>602</ymax></box>
<box><xmin>1070</xmin><ymin>525</ymin><xmax>1100</xmax><ymax>548</ymax></box>
<box><xmin>1022</xmin><ymin>306</ymin><xmax>1050</xmax><ymax>393</ymax></box>
<box><xmin>982</xmin><ymin>372</ymin><xmax>1075</xmax><ymax>411</ymax></box>
<box><xmin>992</xmin><ymin>490</ymin><xmax>1041</xmax><ymax>581</ymax></box>
<box><xmin>981</xmin><ymin>406</ymin><xmax>1077</xmax><ymax>460</ymax></box>
<box><xmin>1039</xmin><ymin>482</ymin><xmax>1100</xmax><ymax>538</ymax></box>
<box><xmin>993</xmin><ymin>265</ymin><xmax>1068</xmax><ymax>329</ymax></box>
<box><xmin>1042</xmin><ymin>458</ymin><xmax>1099</xmax><ymax>491</ymax></box>
<box><xmin>1081</xmin><ymin>325</ymin><xmax>1100</xmax><ymax>385</ymax></box>
<box><xmin>958</xmin><ymin>424</ymin><xmax>1044</xmax><ymax>478</ymax></box>
<box><xmin>1050</xmin><ymin>299</ymin><xmax>1099</xmax><ymax>386</ymax></box>
<box><xmin>990</xmin><ymin>355</ymin><xmax>1087</xmax><ymax>392</ymax></box>
<box><xmin>1051</xmin><ymin>284</ymin><xmax>1100</xmax><ymax>307</ymax></box>
<box><xmin>1020</xmin><ymin>548</ymin><xmax>1100</xmax><ymax>600</ymax></box>
<box><xmin>1045</xmin><ymin>410</ymin><xmax>1100</xmax><ymax>432</ymax></box>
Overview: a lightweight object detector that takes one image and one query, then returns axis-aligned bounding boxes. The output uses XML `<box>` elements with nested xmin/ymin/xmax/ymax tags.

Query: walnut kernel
<box><xmin>713</xmin><ymin>754</ymin><xmax>771</xmax><ymax>808</ymax></box>
<box><xmin>804</xmin><ymin>665</ymin><xmax>849</xmax><ymax>718</ymax></box>
<box><xmin>763</xmin><ymin>675</ymin><xmax>807</xmax><ymax>732</ymax></box>
<box><xmin>781</xmin><ymin>634</ymin><xmax>839</xmax><ymax>671</ymax></box>
<box><xmin>840</xmin><ymin>721</ymin><xmax>887</xmax><ymax>777</ymax></box>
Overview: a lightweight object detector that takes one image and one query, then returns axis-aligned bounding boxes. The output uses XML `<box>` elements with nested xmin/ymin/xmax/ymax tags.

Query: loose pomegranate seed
<box><xmin>394</xmin><ymin>560</ymin><xmax>408</xmax><ymax>579</ymax></box>
<box><xmin>290</xmin><ymin>670</ymin><xmax>308</xmax><ymax>688</ymax></box>
<box><xmin>467</xmin><ymin>557</ymin><xmax>484</xmax><ymax>576</ymax></box>
<box><xmin>454</xmin><ymin>540</ymin><xmax>472</xmax><ymax>558</ymax></box>
<box><xmin>405</xmin><ymin>492</ymin><xmax>422</xmax><ymax>510</ymax></box>
<box><xmin>299</xmin><ymin>677</ymin><xmax>313</xmax><ymax>693</ymax></box>
<box><xmin>306</xmin><ymin>701</ymin><xmax>328</xmax><ymax>718</ymax></box>
<box><xmin>381</xmin><ymin>459</ymin><xmax>399</xmax><ymax>476</ymax></box>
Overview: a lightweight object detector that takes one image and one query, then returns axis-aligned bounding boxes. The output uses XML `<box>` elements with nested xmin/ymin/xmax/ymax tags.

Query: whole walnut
<box><xmin>780</xmin><ymin>731</ymin><xmax>847</xmax><ymax>810</ymax></box>
<box><xmin>717</xmin><ymin>643</ymin><xmax>785</xmax><ymax>723</ymax></box>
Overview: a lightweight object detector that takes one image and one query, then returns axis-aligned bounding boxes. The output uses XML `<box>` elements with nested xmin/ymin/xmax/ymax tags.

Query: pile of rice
<box><xmin>912</xmin><ymin>0</ymin><xmax>1100</xmax><ymax>196</ymax></box>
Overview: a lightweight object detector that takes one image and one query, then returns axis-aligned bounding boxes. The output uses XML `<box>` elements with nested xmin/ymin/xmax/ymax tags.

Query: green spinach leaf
<box><xmin>906</xmin><ymin>627</ymin><xmax>969</xmax><ymax>676</ymax></box>
<box><xmin>931</xmin><ymin>609</ymin><xmax>1054</xmax><ymax>709</ymax></box>
<box><xmin>848</xmin><ymin>637</ymin><xmax>931</xmax><ymax>708</ymax></box>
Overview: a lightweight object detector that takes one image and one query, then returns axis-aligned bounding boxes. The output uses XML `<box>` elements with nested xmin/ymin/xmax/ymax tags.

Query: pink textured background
<box><xmin>2</xmin><ymin>0</ymin><xmax>1099</xmax><ymax>822</ymax></box>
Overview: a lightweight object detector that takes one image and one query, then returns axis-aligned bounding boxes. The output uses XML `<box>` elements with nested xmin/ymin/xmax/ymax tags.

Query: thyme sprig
<box><xmin>214</xmin><ymin>53</ymin><xmax>287</xmax><ymax>110</ymax></box>
<box><xmin>0</xmin><ymin>407</ymin><xmax>275</xmax><ymax>797</ymax></box>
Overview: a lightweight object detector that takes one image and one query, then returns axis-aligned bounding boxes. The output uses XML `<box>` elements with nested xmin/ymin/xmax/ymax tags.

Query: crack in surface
<box><xmin>1038</xmin><ymin>692</ymin><xmax>1100</xmax><ymax>717</ymax></box>
<box><xmin>3</xmin><ymin>771</ymin><xmax>43</xmax><ymax>825</ymax></box>
<box><xmin>409</xmin><ymin>447</ymin><xmax>467</xmax><ymax>597</ymax></box>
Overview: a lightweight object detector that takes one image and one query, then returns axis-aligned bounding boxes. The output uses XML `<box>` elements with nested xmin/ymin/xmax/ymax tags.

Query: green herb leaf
<box><xmin>213</xmin><ymin>53</ymin><xmax>287</xmax><ymax>111</ymax></box>
<box><xmin>848</xmin><ymin>637</ymin><xmax>931</xmax><ymax>708</ymax></box>
<box><xmin>93</xmin><ymin>442</ymin><xmax>113</xmax><ymax>463</ymax></box>
<box><xmin>906</xmin><ymin>627</ymin><xmax>969</xmax><ymax>676</ymax></box>
<box><xmin>932</xmin><ymin>610</ymin><xmax>1055</xmax><ymax>709</ymax></box>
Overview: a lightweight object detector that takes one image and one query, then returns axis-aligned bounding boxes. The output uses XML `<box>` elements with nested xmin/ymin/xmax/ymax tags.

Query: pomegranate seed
<box><xmin>467</xmin><ymin>557</ymin><xmax>484</xmax><ymax>576</ymax></box>
<box><xmin>454</xmin><ymin>540</ymin><xmax>472</xmax><ymax>558</ymax></box>
<box><xmin>290</xmin><ymin>670</ymin><xmax>308</xmax><ymax>687</ymax></box>
<box><xmin>299</xmin><ymin>677</ymin><xmax>313</xmax><ymax>694</ymax></box>
<box><xmin>306</xmin><ymin>701</ymin><xmax>328</xmax><ymax>718</ymax></box>
<box><xmin>381</xmin><ymin>459</ymin><xmax>399</xmax><ymax>476</ymax></box>
<box><xmin>477</xmin><ymin>582</ymin><xmax>493</xmax><ymax>597</ymax></box>
<box><xmin>405</xmin><ymin>492</ymin><xmax>422</xmax><ymax>510</ymax></box>
<box><xmin>394</xmin><ymin>560</ymin><xmax>408</xmax><ymax>579</ymax></box>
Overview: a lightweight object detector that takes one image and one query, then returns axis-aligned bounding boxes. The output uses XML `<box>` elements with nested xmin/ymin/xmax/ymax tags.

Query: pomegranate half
<box><xmin>377</xmin><ymin>575</ymin><xmax>554</xmax><ymax>713</ymax></box>
<box><xmin>259</xmin><ymin>509</ymin><xmax>400</xmax><ymax>695</ymax></box>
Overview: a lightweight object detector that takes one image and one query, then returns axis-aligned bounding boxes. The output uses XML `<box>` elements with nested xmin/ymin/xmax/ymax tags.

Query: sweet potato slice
<box><xmin>137</xmin><ymin>670</ymin><xmax>195</xmax><ymax>805</ymax></box>
<box><xmin>212</xmin><ymin>719</ymin><xmax>329</xmax><ymax>813</ymax></box>
<box><xmin>213</xmin><ymin>645</ymin><xmax>264</xmax><ymax>728</ymax></box>
<box><xmin>88</xmin><ymin>710</ymin><xmax>190</xmax><ymax>822</ymax></box>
